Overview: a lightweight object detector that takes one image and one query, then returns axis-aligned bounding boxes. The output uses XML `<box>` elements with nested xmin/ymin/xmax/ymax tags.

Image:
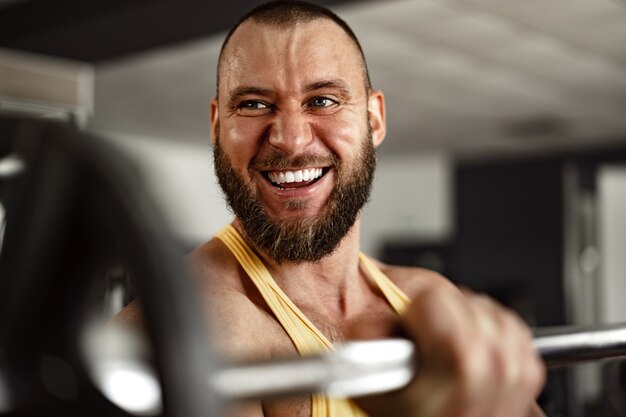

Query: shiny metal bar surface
<box><xmin>533</xmin><ymin>322</ymin><xmax>626</xmax><ymax>367</ymax></box>
<box><xmin>212</xmin><ymin>322</ymin><xmax>626</xmax><ymax>401</ymax></box>
<box><xmin>80</xmin><ymin>321</ymin><xmax>626</xmax><ymax>413</ymax></box>
<box><xmin>211</xmin><ymin>339</ymin><xmax>414</xmax><ymax>401</ymax></box>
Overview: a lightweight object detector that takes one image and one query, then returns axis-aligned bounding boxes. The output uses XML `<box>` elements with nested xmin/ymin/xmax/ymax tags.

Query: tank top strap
<box><xmin>358</xmin><ymin>253</ymin><xmax>411</xmax><ymax>315</ymax></box>
<box><xmin>215</xmin><ymin>224</ymin><xmax>333</xmax><ymax>355</ymax></box>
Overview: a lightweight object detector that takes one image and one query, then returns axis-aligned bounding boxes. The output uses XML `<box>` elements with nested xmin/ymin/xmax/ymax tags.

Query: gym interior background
<box><xmin>1</xmin><ymin>0</ymin><xmax>626</xmax><ymax>416</ymax></box>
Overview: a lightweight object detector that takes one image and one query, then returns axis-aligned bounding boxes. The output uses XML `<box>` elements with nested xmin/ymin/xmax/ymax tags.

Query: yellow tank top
<box><xmin>216</xmin><ymin>224</ymin><xmax>410</xmax><ymax>417</ymax></box>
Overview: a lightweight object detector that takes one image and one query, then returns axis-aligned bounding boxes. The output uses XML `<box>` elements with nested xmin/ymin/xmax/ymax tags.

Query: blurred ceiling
<box><xmin>2</xmin><ymin>0</ymin><xmax>626</xmax><ymax>157</ymax></box>
<box><xmin>0</xmin><ymin>0</ymin><xmax>355</xmax><ymax>61</ymax></box>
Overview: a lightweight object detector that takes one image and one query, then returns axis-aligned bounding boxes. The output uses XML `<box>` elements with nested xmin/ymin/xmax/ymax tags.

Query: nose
<box><xmin>267</xmin><ymin>110</ymin><xmax>313</xmax><ymax>154</ymax></box>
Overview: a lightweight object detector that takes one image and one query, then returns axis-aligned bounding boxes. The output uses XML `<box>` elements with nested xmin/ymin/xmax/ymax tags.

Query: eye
<box><xmin>239</xmin><ymin>101</ymin><xmax>269</xmax><ymax>110</ymax></box>
<box><xmin>309</xmin><ymin>97</ymin><xmax>337</xmax><ymax>108</ymax></box>
<box><xmin>236</xmin><ymin>100</ymin><xmax>272</xmax><ymax>116</ymax></box>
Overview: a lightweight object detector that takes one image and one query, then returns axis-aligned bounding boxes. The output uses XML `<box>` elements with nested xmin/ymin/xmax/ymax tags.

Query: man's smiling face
<box><xmin>211</xmin><ymin>18</ymin><xmax>386</xmax><ymax>262</ymax></box>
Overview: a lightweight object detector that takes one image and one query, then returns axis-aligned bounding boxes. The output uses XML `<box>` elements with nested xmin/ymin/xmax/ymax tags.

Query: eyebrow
<box><xmin>227</xmin><ymin>86</ymin><xmax>274</xmax><ymax>108</ymax></box>
<box><xmin>303</xmin><ymin>79</ymin><xmax>352</xmax><ymax>98</ymax></box>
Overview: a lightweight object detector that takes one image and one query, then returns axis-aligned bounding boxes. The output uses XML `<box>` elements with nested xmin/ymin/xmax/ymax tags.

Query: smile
<box><xmin>264</xmin><ymin>167</ymin><xmax>329</xmax><ymax>189</ymax></box>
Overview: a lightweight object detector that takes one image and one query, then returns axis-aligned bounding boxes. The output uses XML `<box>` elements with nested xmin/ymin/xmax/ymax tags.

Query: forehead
<box><xmin>218</xmin><ymin>19</ymin><xmax>365</xmax><ymax>95</ymax></box>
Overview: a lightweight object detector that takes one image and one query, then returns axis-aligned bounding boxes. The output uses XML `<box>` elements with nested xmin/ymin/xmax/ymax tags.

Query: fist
<box><xmin>356</xmin><ymin>285</ymin><xmax>546</xmax><ymax>417</ymax></box>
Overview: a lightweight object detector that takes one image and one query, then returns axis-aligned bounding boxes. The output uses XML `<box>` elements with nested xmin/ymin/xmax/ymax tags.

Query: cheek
<box><xmin>222</xmin><ymin>119</ymin><xmax>261</xmax><ymax>146</ymax></box>
<box><xmin>219</xmin><ymin>119</ymin><xmax>264</xmax><ymax>168</ymax></box>
<box><xmin>313</xmin><ymin>114</ymin><xmax>368</xmax><ymax>154</ymax></box>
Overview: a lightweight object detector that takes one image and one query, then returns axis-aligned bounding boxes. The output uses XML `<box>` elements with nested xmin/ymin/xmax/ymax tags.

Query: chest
<box><xmin>264</xmin><ymin>396</ymin><xmax>312</xmax><ymax>417</ymax></box>
<box><xmin>259</xmin><ymin>305</ymin><xmax>395</xmax><ymax>417</ymax></box>
<box><xmin>296</xmin><ymin>302</ymin><xmax>399</xmax><ymax>345</ymax></box>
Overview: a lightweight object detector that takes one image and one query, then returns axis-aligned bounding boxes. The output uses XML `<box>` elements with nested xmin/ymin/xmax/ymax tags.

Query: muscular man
<box><xmin>121</xmin><ymin>1</ymin><xmax>546</xmax><ymax>416</ymax></box>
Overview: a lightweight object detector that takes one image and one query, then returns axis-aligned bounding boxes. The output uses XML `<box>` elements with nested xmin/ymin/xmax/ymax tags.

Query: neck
<box><xmin>232</xmin><ymin>217</ymin><xmax>367</xmax><ymax>318</ymax></box>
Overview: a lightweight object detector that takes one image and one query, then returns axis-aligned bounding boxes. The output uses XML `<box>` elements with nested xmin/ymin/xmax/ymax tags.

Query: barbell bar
<box><xmin>215</xmin><ymin>322</ymin><xmax>626</xmax><ymax>400</ymax></box>
<box><xmin>84</xmin><ymin>321</ymin><xmax>626</xmax><ymax>414</ymax></box>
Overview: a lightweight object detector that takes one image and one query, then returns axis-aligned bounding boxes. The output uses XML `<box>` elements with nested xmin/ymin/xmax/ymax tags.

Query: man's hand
<box><xmin>354</xmin><ymin>286</ymin><xmax>546</xmax><ymax>417</ymax></box>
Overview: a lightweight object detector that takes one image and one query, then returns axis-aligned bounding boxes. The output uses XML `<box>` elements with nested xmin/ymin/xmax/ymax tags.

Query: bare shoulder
<box><xmin>115</xmin><ymin>237</ymin><xmax>289</xmax><ymax>363</ymax></box>
<box><xmin>187</xmin><ymin>236</ymin><xmax>242</xmax><ymax>293</ymax></box>
<box><xmin>369</xmin><ymin>257</ymin><xmax>456</xmax><ymax>300</ymax></box>
<box><xmin>188</xmin><ymin>238</ymin><xmax>293</xmax><ymax>361</ymax></box>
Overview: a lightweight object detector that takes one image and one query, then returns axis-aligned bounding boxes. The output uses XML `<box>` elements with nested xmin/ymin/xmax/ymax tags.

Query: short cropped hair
<box><xmin>216</xmin><ymin>0</ymin><xmax>372</xmax><ymax>94</ymax></box>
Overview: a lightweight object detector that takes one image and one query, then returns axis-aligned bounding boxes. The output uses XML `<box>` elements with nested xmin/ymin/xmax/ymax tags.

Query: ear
<box><xmin>210</xmin><ymin>97</ymin><xmax>219</xmax><ymax>145</ymax></box>
<box><xmin>367</xmin><ymin>89</ymin><xmax>386</xmax><ymax>147</ymax></box>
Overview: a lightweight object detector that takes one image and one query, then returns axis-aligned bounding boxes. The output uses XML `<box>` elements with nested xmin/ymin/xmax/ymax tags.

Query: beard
<box><xmin>213</xmin><ymin>128</ymin><xmax>376</xmax><ymax>264</ymax></box>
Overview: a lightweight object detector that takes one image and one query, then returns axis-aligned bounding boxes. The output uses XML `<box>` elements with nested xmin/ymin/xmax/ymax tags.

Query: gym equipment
<box><xmin>81</xmin><ymin>320</ymin><xmax>626</xmax><ymax>414</ymax></box>
<box><xmin>0</xmin><ymin>116</ymin><xmax>216</xmax><ymax>417</ymax></box>
<box><xmin>1</xmin><ymin>115</ymin><xmax>626</xmax><ymax>416</ymax></box>
<box><xmin>214</xmin><ymin>322</ymin><xmax>626</xmax><ymax>401</ymax></box>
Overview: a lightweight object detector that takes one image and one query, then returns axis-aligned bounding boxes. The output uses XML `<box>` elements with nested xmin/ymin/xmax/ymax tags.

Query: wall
<box><xmin>361</xmin><ymin>153</ymin><xmax>453</xmax><ymax>256</ymax></box>
<box><xmin>598</xmin><ymin>165</ymin><xmax>626</xmax><ymax>323</ymax></box>
<box><xmin>100</xmin><ymin>132</ymin><xmax>230</xmax><ymax>248</ymax></box>
<box><xmin>451</xmin><ymin>159</ymin><xmax>565</xmax><ymax>327</ymax></box>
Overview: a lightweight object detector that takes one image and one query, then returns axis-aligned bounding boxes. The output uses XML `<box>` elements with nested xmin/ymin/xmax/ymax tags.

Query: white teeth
<box><xmin>268</xmin><ymin>168</ymin><xmax>324</xmax><ymax>185</ymax></box>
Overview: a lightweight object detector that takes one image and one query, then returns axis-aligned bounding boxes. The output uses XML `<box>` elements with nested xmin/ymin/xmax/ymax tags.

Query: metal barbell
<box><xmin>217</xmin><ymin>322</ymin><xmax>626</xmax><ymax>400</ymax></box>
<box><xmin>81</xmin><ymin>320</ymin><xmax>626</xmax><ymax>415</ymax></box>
